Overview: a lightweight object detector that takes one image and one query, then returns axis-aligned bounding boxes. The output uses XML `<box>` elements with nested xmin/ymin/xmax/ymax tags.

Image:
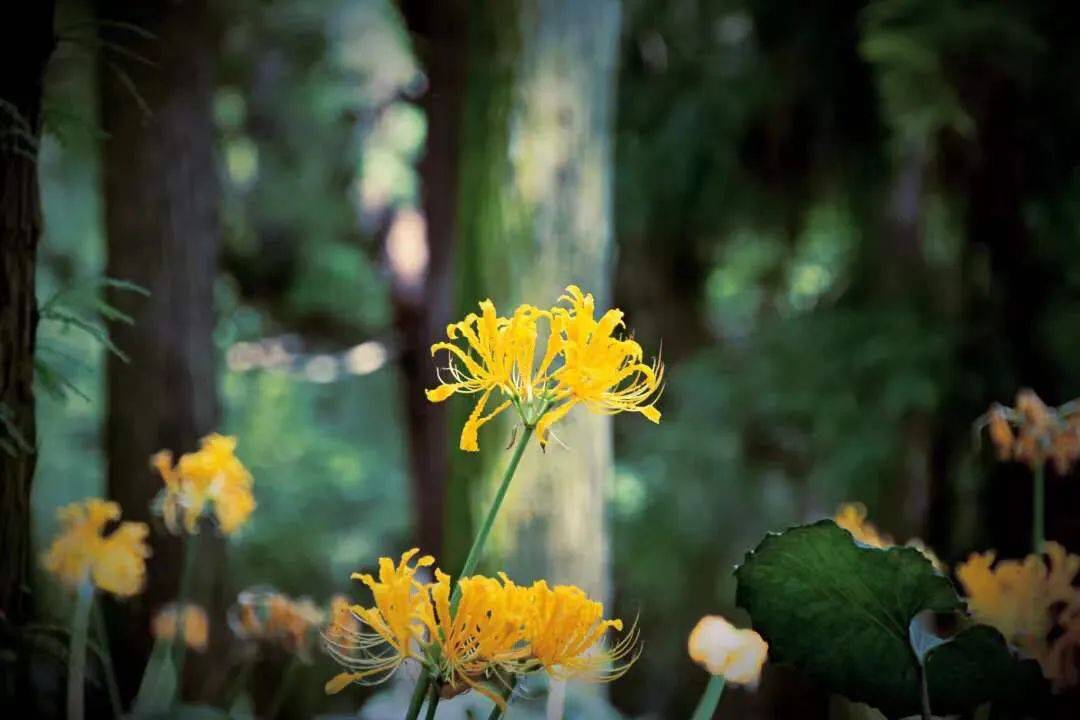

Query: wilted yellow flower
<box><xmin>325</xmin><ymin>593</ymin><xmax>361</xmax><ymax>646</ymax></box>
<box><xmin>42</xmin><ymin>498</ymin><xmax>151</xmax><ymax>598</ymax></box>
<box><xmin>324</xmin><ymin>549</ymin><xmax>435</xmax><ymax>692</ymax></box>
<box><xmin>523</xmin><ymin>579</ymin><xmax>638</xmax><ymax>683</ymax></box>
<box><xmin>231</xmin><ymin>588</ymin><xmax>326</xmax><ymax>662</ymax></box>
<box><xmin>957</xmin><ymin>541</ymin><xmax>1080</xmax><ymax>686</ymax></box>
<box><xmin>536</xmin><ymin>286</ymin><xmax>662</xmax><ymax>445</ymax></box>
<box><xmin>152</xmin><ymin>603</ymin><xmax>209</xmax><ymax>652</ymax></box>
<box><xmin>834</xmin><ymin>502</ymin><xmax>946</xmax><ymax>572</ymax></box>
<box><xmin>152</xmin><ymin>433</ymin><xmax>256</xmax><ymax>535</ymax></box>
<box><xmin>688</xmin><ymin>615</ymin><xmax>768</xmax><ymax>688</ymax></box>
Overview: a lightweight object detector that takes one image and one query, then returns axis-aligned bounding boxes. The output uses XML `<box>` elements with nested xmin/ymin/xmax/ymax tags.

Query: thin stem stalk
<box><xmin>423</xmin><ymin>681</ymin><xmax>441</xmax><ymax>720</ymax></box>
<box><xmin>404</xmin><ymin>674</ymin><xmax>432</xmax><ymax>720</ymax></box>
<box><xmin>92</xmin><ymin>600</ymin><xmax>123</xmax><ymax>718</ymax></box>
<box><xmin>450</xmin><ymin>424</ymin><xmax>534</xmax><ymax>612</ymax></box>
<box><xmin>689</xmin><ymin>675</ymin><xmax>726</xmax><ymax>720</ymax></box>
<box><xmin>919</xmin><ymin>665</ymin><xmax>933</xmax><ymax>720</ymax></box>
<box><xmin>172</xmin><ymin>533</ymin><xmax>199</xmax><ymax>704</ymax></box>
<box><xmin>67</xmin><ymin>582</ymin><xmax>95</xmax><ymax>720</ymax></box>
<box><xmin>265</xmin><ymin>657</ymin><xmax>299</xmax><ymax>718</ymax></box>
<box><xmin>1033</xmin><ymin>462</ymin><xmax>1045</xmax><ymax>553</ymax></box>
<box><xmin>486</xmin><ymin>677</ymin><xmax>518</xmax><ymax>720</ymax></box>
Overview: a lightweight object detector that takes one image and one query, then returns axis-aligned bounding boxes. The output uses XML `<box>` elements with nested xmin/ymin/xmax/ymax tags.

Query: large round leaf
<box><xmin>734</xmin><ymin>521</ymin><xmax>1048</xmax><ymax>718</ymax></box>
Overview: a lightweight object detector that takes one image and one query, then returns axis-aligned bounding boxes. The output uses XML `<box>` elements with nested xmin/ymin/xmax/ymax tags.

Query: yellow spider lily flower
<box><xmin>688</xmin><ymin>615</ymin><xmax>769</xmax><ymax>688</ymax></box>
<box><xmin>536</xmin><ymin>286</ymin><xmax>663</xmax><ymax>446</ymax></box>
<box><xmin>523</xmin><ymin>580</ymin><xmax>639</xmax><ymax>682</ymax></box>
<box><xmin>426</xmin><ymin>300</ymin><xmax>559</xmax><ymax>451</ymax></box>
<box><xmin>426</xmin><ymin>570</ymin><xmax>532</xmax><ymax>702</ymax></box>
<box><xmin>152</xmin><ymin>433</ymin><xmax>256</xmax><ymax>535</ymax></box>
<box><xmin>42</xmin><ymin>498</ymin><xmax>151</xmax><ymax>598</ymax></box>
<box><xmin>152</xmin><ymin>603</ymin><xmax>209</xmax><ymax>652</ymax></box>
<box><xmin>957</xmin><ymin>541</ymin><xmax>1080</xmax><ymax>686</ymax></box>
<box><xmin>324</xmin><ymin>549</ymin><xmax>435</xmax><ymax>693</ymax></box>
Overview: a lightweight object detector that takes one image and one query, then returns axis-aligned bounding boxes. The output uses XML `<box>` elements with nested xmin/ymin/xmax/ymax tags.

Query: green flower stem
<box><xmin>919</xmin><ymin>665</ymin><xmax>933</xmax><ymax>720</ymax></box>
<box><xmin>404</xmin><ymin>674</ymin><xmax>432</xmax><ymax>720</ymax></box>
<box><xmin>92</xmin><ymin>600</ymin><xmax>123</xmax><ymax>718</ymax></box>
<box><xmin>1033</xmin><ymin>463</ymin><xmax>1045</xmax><ymax>553</ymax></box>
<box><xmin>486</xmin><ymin>677</ymin><xmax>518</xmax><ymax>720</ymax></box>
<box><xmin>67</xmin><ymin>582</ymin><xmax>95</xmax><ymax>720</ymax></box>
<box><xmin>172</xmin><ymin>533</ymin><xmax>199</xmax><ymax>704</ymax></box>
<box><xmin>450</xmin><ymin>423</ymin><xmax>534</xmax><ymax>612</ymax></box>
<box><xmin>266</xmin><ymin>656</ymin><xmax>300</xmax><ymax>718</ymax></box>
<box><xmin>689</xmin><ymin>675</ymin><xmax>726</xmax><ymax>720</ymax></box>
<box><xmin>423</xmin><ymin>681</ymin><xmax>441</xmax><ymax>720</ymax></box>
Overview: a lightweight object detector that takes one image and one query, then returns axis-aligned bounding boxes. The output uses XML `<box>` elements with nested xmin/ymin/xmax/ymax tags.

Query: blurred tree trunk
<box><xmin>449</xmin><ymin>3</ymin><xmax>621</xmax><ymax>712</ymax></box>
<box><xmin>0</xmin><ymin>1</ymin><xmax>55</xmax><ymax>628</ymax></box>
<box><xmin>396</xmin><ymin>0</ymin><xmax>468</xmax><ymax>558</ymax></box>
<box><xmin>96</xmin><ymin>0</ymin><xmax>225</xmax><ymax>703</ymax></box>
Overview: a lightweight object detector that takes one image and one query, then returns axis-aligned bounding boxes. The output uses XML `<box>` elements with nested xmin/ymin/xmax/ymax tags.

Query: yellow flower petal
<box><xmin>688</xmin><ymin>615</ymin><xmax>768</xmax><ymax>688</ymax></box>
<box><xmin>325</xmin><ymin>672</ymin><xmax>361</xmax><ymax>695</ymax></box>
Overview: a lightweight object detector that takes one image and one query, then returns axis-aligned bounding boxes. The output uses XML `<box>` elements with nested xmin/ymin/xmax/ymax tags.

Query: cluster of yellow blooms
<box><xmin>152</xmin><ymin>603</ymin><xmax>210</xmax><ymax>651</ymax></box>
<box><xmin>231</xmin><ymin>587</ymin><xmax>328</xmax><ymax>662</ymax></box>
<box><xmin>426</xmin><ymin>285</ymin><xmax>663</xmax><ymax>451</ymax></box>
<box><xmin>323</xmin><ymin>549</ymin><xmax>637</xmax><ymax>704</ymax></box>
<box><xmin>983</xmin><ymin>389</ymin><xmax>1080</xmax><ymax>474</ymax></box>
<box><xmin>957</xmin><ymin>542</ymin><xmax>1080</xmax><ymax>688</ymax></box>
<box><xmin>152</xmin><ymin>433</ymin><xmax>256</xmax><ymax>535</ymax></box>
<box><xmin>41</xmin><ymin>499</ymin><xmax>151</xmax><ymax>598</ymax></box>
<box><xmin>833</xmin><ymin>502</ymin><xmax>945</xmax><ymax>572</ymax></box>
<box><xmin>687</xmin><ymin>615</ymin><xmax>769</xmax><ymax>688</ymax></box>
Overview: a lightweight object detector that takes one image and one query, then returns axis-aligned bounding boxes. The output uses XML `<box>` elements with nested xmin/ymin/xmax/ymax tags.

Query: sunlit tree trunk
<box><xmin>449</xmin><ymin>3</ymin><xmax>622</xmax><ymax>704</ymax></box>
<box><xmin>96</xmin><ymin>0</ymin><xmax>224</xmax><ymax>702</ymax></box>
<box><xmin>0</xmin><ymin>1</ymin><xmax>55</xmax><ymax>628</ymax></box>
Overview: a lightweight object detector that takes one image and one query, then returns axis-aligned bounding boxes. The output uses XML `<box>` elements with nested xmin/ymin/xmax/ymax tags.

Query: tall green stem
<box><xmin>67</xmin><ymin>582</ymin><xmax>95</xmax><ymax>720</ymax></box>
<box><xmin>423</xmin><ymin>681</ymin><xmax>441</xmax><ymax>720</ymax></box>
<box><xmin>92</xmin><ymin>601</ymin><xmax>123</xmax><ymax>718</ymax></box>
<box><xmin>689</xmin><ymin>675</ymin><xmax>726</xmax><ymax>720</ymax></box>
<box><xmin>486</xmin><ymin>677</ymin><xmax>518</xmax><ymax>720</ymax></box>
<box><xmin>266</xmin><ymin>657</ymin><xmax>299</xmax><ymax>718</ymax></box>
<box><xmin>404</xmin><ymin>674</ymin><xmax>432</xmax><ymax>720</ymax></box>
<box><xmin>172</xmin><ymin>534</ymin><xmax>199</xmax><ymax>704</ymax></box>
<box><xmin>1033</xmin><ymin>463</ymin><xmax>1045</xmax><ymax>553</ymax></box>
<box><xmin>450</xmin><ymin>424</ymin><xmax>534</xmax><ymax>612</ymax></box>
<box><xmin>919</xmin><ymin>665</ymin><xmax>933</xmax><ymax>720</ymax></box>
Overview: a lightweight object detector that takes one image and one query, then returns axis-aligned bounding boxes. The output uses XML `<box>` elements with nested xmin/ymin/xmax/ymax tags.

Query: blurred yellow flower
<box><xmin>523</xmin><ymin>579</ymin><xmax>638</xmax><ymax>683</ymax></box>
<box><xmin>152</xmin><ymin>603</ymin><xmax>209</xmax><ymax>652</ymax></box>
<box><xmin>688</xmin><ymin>615</ymin><xmax>769</xmax><ymax>688</ymax></box>
<box><xmin>152</xmin><ymin>433</ymin><xmax>255</xmax><ymax>535</ymax></box>
<box><xmin>324</xmin><ymin>552</ymin><xmax>637</xmax><ymax>699</ymax></box>
<box><xmin>426</xmin><ymin>287</ymin><xmax>662</xmax><ymax>452</ymax></box>
<box><xmin>324</xmin><ymin>548</ymin><xmax>435</xmax><ymax>692</ymax></box>
<box><xmin>980</xmin><ymin>389</ymin><xmax>1080</xmax><ymax>473</ymax></box>
<box><xmin>231</xmin><ymin>587</ymin><xmax>325</xmax><ymax>662</ymax></box>
<box><xmin>42</xmin><ymin>498</ymin><xmax>151</xmax><ymax>598</ymax></box>
<box><xmin>834</xmin><ymin>502</ymin><xmax>946</xmax><ymax>572</ymax></box>
<box><xmin>957</xmin><ymin>541</ymin><xmax>1080</xmax><ymax>687</ymax></box>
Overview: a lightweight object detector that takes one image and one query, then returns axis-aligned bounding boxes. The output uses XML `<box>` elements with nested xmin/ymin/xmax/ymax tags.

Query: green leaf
<box><xmin>734</xmin><ymin>520</ymin><xmax>1049</xmax><ymax>717</ymax></box>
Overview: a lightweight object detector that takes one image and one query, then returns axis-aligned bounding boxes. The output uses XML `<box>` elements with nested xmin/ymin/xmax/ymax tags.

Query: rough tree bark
<box><xmin>96</xmin><ymin>0</ymin><xmax>223</xmax><ymax>702</ymax></box>
<box><xmin>396</xmin><ymin>0</ymin><xmax>468</xmax><ymax>559</ymax></box>
<box><xmin>0</xmin><ymin>1</ymin><xmax>55</xmax><ymax>628</ymax></box>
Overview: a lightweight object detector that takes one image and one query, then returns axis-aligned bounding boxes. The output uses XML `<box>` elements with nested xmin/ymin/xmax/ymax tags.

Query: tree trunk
<box><xmin>0</xmin><ymin>1</ymin><xmax>55</xmax><ymax>628</ymax></box>
<box><xmin>96</xmin><ymin>0</ymin><xmax>223</xmax><ymax>702</ymax></box>
<box><xmin>449</xmin><ymin>4</ymin><xmax>621</xmax><ymax>712</ymax></box>
<box><xmin>396</xmin><ymin>0</ymin><xmax>468</xmax><ymax>559</ymax></box>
